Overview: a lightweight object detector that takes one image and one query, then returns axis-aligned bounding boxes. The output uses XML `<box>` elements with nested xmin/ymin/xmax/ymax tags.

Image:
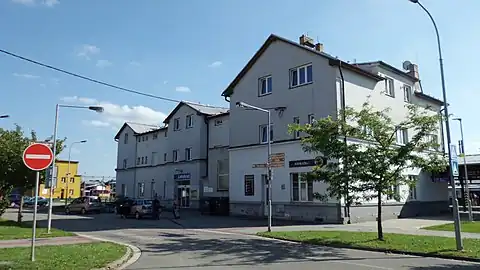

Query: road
<box><xmin>4</xmin><ymin>210</ymin><xmax>480</xmax><ymax>270</ymax></box>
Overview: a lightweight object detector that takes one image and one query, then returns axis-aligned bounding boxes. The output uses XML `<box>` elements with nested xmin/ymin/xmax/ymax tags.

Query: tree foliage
<box><xmin>290</xmin><ymin>102</ymin><xmax>447</xmax><ymax>240</ymax></box>
<box><xmin>0</xmin><ymin>125</ymin><xmax>65</xmax><ymax>217</ymax></box>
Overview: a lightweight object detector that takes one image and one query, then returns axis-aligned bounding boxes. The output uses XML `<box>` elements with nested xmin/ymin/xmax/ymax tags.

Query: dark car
<box><xmin>23</xmin><ymin>196</ymin><xmax>49</xmax><ymax>207</ymax></box>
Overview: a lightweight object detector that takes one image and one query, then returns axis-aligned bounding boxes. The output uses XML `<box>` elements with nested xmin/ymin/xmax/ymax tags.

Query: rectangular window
<box><xmin>164</xmin><ymin>153</ymin><xmax>167</xmax><ymax>162</ymax></box>
<box><xmin>137</xmin><ymin>157</ymin><xmax>140</xmax><ymax>165</ymax></box>
<box><xmin>258</xmin><ymin>75</ymin><xmax>273</xmax><ymax>96</ymax></box>
<box><xmin>363</xmin><ymin>126</ymin><xmax>373</xmax><ymax>137</ymax></box>
<box><xmin>385</xmin><ymin>77</ymin><xmax>395</xmax><ymax>97</ymax></box>
<box><xmin>138</xmin><ymin>182</ymin><xmax>145</xmax><ymax>197</ymax></box>
<box><xmin>70</xmin><ymin>177</ymin><xmax>75</xmax><ymax>183</ymax></box>
<box><xmin>214</xmin><ymin>119</ymin><xmax>223</xmax><ymax>126</ymax></box>
<box><xmin>141</xmin><ymin>156</ymin><xmax>144</xmax><ymax>164</ymax></box>
<box><xmin>124</xmin><ymin>133</ymin><xmax>128</xmax><ymax>144</ymax></box>
<box><xmin>408</xmin><ymin>175</ymin><xmax>418</xmax><ymax>200</ymax></box>
<box><xmin>153</xmin><ymin>133</ymin><xmax>158</xmax><ymax>139</ymax></box>
<box><xmin>403</xmin><ymin>85</ymin><xmax>412</xmax><ymax>103</ymax></box>
<box><xmin>387</xmin><ymin>180</ymin><xmax>399</xmax><ymax>200</ymax></box>
<box><xmin>137</xmin><ymin>137</ymin><xmax>141</xmax><ymax>142</ymax></box>
<box><xmin>259</xmin><ymin>124</ymin><xmax>273</xmax><ymax>144</ymax></box>
<box><xmin>121</xmin><ymin>184</ymin><xmax>127</xmax><ymax>196</ymax></box>
<box><xmin>396</xmin><ymin>128</ymin><xmax>408</xmax><ymax>145</ymax></box>
<box><xmin>186</xmin><ymin>115</ymin><xmax>193</xmax><ymax>128</ymax></box>
<box><xmin>425</xmin><ymin>134</ymin><xmax>439</xmax><ymax>150</ymax></box>
<box><xmin>185</xmin><ymin>148</ymin><xmax>192</xmax><ymax>161</ymax></box>
<box><xmin>173</xmin><ymin>150</ymin><xmax>178</xmax><ymax>162</ymax></box>
<box><xmin>69</xmin><ymin>189</ymin><xmax>74</xmax><ymax>195</ymax></box>
<box><xmin>217</xmin><ymin>159</ymin><xmax>229</xmax><ymax>191</ymax></box>
<box><xmin>123</xmin><ymin>159</ymin><xmax>127</xmax><ymax>169</ymax></box>
<box><xmin>165</xmin><ymin>130</ymin><xmax>168</xmax><ymax>137</ymax></box>
<box><xmin>145</xmin><ymin>156</ymin><xmax>148</xmax><ymax>164</ymax></box>
<box><xmin>293</xmin><ymin>117</ymin><xmax>300</xmax><ymax>139</ymax></box>
<box><xmin>290</xmin><ymin>64</ymin><xmax>313</xmax><ymax>87</ymax></box>
<box><xmin>173</xmin><ymin>118</ymin><xmax>180</xmax><ymax>131</ymax></box>
<box><xmin>308</xmin><ymin>114</ymin><xmax>315</xmax><ymax>124</ymax></box>
<box><xmin>244</xmin><ymin>175</ymin><xmax>254</xmax><ymax>196</ymax></box>
<box><xmin>145</xmin><ymin>135</ymin><xmax>148</xmax><ymax>141</ymax></box>
<box><xmin>151</xmin><ymin>152</ymin><xmax>157</xmax><ymax>165</ymax></box>
<box><xmin>291</xmin><ymin>173</ymin><xmax>313</xmax><ymax>202</ymax></box>
<box><xmin>62</xmin><ymin>177</ymin><xmax>66</xmax><ymax>183</ymax></box>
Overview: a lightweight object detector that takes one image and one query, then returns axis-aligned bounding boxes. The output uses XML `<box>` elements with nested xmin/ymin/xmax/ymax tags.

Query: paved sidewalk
<box><xmin>0</xmin><ymin>236</ymin><xmax>99</xmax><ymax>248</ymax></box>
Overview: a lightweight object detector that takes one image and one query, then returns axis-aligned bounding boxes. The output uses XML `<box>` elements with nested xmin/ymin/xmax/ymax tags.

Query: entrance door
<box><xmin>177</xmin><ymin>185</ymin><xmax>190</xmax><ymax>208</ymax></box>
<box><xmin>262</xmin><ymin>174</ymin><xmax>269</xmax><ymax>216</ymax></box>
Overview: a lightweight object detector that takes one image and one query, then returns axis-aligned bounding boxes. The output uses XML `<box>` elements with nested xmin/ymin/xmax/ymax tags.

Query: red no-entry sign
<box><xmin>23</xmin><ymin>143</ymin><xmax>54</xmax><ymax>171</ymax></box>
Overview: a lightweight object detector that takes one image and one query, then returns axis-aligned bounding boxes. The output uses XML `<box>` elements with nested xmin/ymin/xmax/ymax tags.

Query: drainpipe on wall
<box><xmin>338</xmin><ymin>60</ymin><xmax>351</xmax><ymax>224</ymax></box>
<box><xmin>133</xmin><ymin>135</ymin><xmax>138</xmax><ymax>197</ymax></box>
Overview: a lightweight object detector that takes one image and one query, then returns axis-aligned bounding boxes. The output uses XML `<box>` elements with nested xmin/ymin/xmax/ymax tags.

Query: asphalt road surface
<box><xmin>5</xmin><ymin>210</ymin><xmax>480</xmax><ymax>270</ymax></box>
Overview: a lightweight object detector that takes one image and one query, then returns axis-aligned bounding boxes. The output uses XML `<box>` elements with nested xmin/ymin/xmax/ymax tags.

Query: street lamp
<box><xmin>64</xmin><ymin>140</ymin><xmax>87</xmax><ymax>208</ymax></box>
<box><xmin>0</xmin><ymin>115</ymin><xmax>9</xmax><ymax>119</ymax></box>
<box><xmin>47</xmin><ymin>104</ymin><xmax>103</xmax><ymax>233</ymax></box>
<box><xmin>409</xmin><ymin>0</ymin><xmax>463</xmax><ymax>250</ymax></box>
<box><xmin>236</xmin><ymin>101</ymin><xmax>272</xmax><ymax>232</ymax></box>
<box><xmin>453</xmin><ymin>118</ymin><xmax>473</xmax><ymax>222</ymax></box>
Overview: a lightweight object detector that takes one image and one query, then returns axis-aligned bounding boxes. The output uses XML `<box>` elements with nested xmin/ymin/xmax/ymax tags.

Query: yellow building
<box><xmin>38</xmin><ymin>160</ymin><xmax>82</xmax><ymax>199</ymax></box>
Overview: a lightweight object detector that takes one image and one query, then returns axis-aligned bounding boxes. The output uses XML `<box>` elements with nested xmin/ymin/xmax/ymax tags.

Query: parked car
<box><xmin>131</xmin><ymin>199</ymin><xmax>153</xmax><ymax>219</ymax></box>
<box><xmin>23</xmin><ymin>196</ymin><xmax>48</xmax><ymax>207</ymax></box>
<box><xmin>65</xmin><ymin>196</ymin><xmax>103</xmax><ymax>215</ymax></box>
<box><xmin>7</xmin><ymin>194</ymin><xmax>22</xmax><ymax>206</ymax></box>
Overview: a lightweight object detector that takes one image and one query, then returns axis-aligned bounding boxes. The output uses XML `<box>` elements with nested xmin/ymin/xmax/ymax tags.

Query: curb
<box><xmin>78</xmin><ymin>234</ymin><xmax>142</xmax><ymax>270</ymax></box>
<box><xmin>257</xmin><ymin>234</ymin><xmax>480</xmax><ymax>264</ymax></box>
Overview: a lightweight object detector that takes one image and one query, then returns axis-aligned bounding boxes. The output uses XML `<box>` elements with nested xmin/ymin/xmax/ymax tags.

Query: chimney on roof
<box><xmin>402</xmin><ymin>60</ymin><xmax>420</xmax><ymax>80</ymax></box>
<box><xmin>299</xmin><ymin>34</ymin><xmax>315</xmax><ymax>48</ymax></box>
<box><xmin>314</xmin><ymin>43</ymin><xmax>324</xmax><ymax>52</ymax></box>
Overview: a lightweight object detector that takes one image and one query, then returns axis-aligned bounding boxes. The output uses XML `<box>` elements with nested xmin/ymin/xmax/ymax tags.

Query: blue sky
<box><xmin>0</xmin><ymin>0</ymin><xmax>478</xmax><ymax>177</ymax></box>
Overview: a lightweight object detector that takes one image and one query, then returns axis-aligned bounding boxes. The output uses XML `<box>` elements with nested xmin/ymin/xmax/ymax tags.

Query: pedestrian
<box><xmin>172</xmin><ymin>198</ymin><xmax>180</xmax><ymax>219</ymax></box>
<box><xmin>120</xmin><ymin>199</ymin><xmax>132</xmax><ymax>219</ymax></box>
<box><xmin>152</xmin><ymin>196</ymin><xmax>160</xmax><ymax>220</ymax></box>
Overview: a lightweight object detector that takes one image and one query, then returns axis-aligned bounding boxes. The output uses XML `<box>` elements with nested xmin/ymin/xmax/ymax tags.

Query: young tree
<box><xmin>290</xmin><ymin>102</ymin><xmax>447</xmax><ymax>240</ymax></box>
<box><xmin>0</xmin><ymin>126</ymin><xmax>65</xmax><ymax>219</ymax></box>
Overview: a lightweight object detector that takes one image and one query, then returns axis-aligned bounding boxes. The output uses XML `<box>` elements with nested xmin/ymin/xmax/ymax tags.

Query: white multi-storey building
<box><xmin>114</xmin><ymin>102</ymin><xmax>229</xmax><ymax>209</ymax></box>
<box><xmin>221</xmin><ymin>34</ymin><xmax>448</xmax><ymax>223</ymax></box>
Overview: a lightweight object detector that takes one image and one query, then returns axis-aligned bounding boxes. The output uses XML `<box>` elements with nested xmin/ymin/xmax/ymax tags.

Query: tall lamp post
<box><xmin>65</xmin><ymin>140</ymin><xmax>87</xmax><ymax>208</ymax></box>
<box><xmin>409</xmin><ymin>0</ymin><xmax>463</xmax><ymax>250</ymax></box>
<box><xmin>47</xmin><ymin>104</ymin><xmax>103</xmax><ymax>233</ymax></box>
<box><xmin>0</xmin><ymin>115</ymin><xmax>9</xmax><ymax>119</ymax></box>
<box><xmin>453</xmin><ymin>118</ymin><xmax>474</xmax><ymax>222</ymax></box>
<box><xmin>236</xmin><ymin>101</ymin><xmax>272</xmax><ymax>232</ymax></box>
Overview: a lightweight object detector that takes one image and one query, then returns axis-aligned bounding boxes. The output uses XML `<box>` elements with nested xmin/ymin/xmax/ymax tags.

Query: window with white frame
<box><xmin>387</xmin><ymin>180</ymin><xmax>399</xmax><ymax>200</ymax></box>
<box><xmin>293</xmin><ymin>117</ymin><xmax>300</xmax><ymax>139</ymax></box>
<box><xmin>217</xmin><ymin>159</ymin><xmax>229</xmax><ymax>191</ymax></box>
<box><xmin>124</xmin><ymin>133</ymin><xmax>128</xmax><ymax>144</ymax></box>
<box><xmin>259</xmin><ymin>75</ymin><xmax>273</xmax><ymax>96</ymax></box>
<box><xmin>137</xmin><ymin>157</ymin><xmax>140</xmax><ymax>165</ymax></box>
<box><xmin>164</xmin><ymin>153</ymin><xmax>167</xmax><ymax>162</ymax></box>
<box><xmin>151</xmin><ymin>180</ymin><xmax>156</xmax><ymax>198</ymax></box>
<box><xmin>308</xmin><ymin>114</ymin><xmax>315</xmax><ymax>124</ymax></box>
<box><xmin>259</xmin><ymin>124</ymin><xmax>273</xmax><ymax>144</ymax></box>
<box><xmin>244</xmin><ymin>175</ymin><xmax>254</xmax><ymax>196</ymax></box>
<box><xmin>385</xmin><ymin>77</ymin><xmax>395</xmax><ymax>97</ymax></box>
<box><xmin>403</xmin><ymin>85</ymin><xmax>412</xmax><ymax>103</ymax></box>
<box><xmin>290</xmin><ymin>64</ymin><xmax>313</xmax><ymax>87</ymax></box>
<box><xmin>121</xmin><ymin>184</ymin><xmax>127</xmax><ymax>196</ymax></box>
<box><xmin>153</xmin><ymin>133</ymin><xmax>158</xmax><ymax>139</ymax></box>
<box><xmin>173</xmin><ymin>150</ymin><xmax>178</xmax><ymax>162</ymax></box>
<box><xmin>408</xmin><ymin>175</ymin><xmax>418</xmax><ymax>200</ymax></box>
<box><xmin>145</xmin><ymin>156</ymin><xmax>148</xmax><ymax>164</ymax></box>
<box><xmin>396</xmin><ymin>128</ymin><xmax>408</xmax><ymax>145</ymax></box>
<box><xmin>137</xmin><ymin>137</ymin><xmax>141</xmax><ymax>142</ymax></box>
<box><xmin>173</xmin><ymin>118</ymin><xmax>180</xmax><ymax>131</ymax></box>
<box><xmin>186</xmin><ymin>114</ymin><xmax>193</xmax><ymax>128</ymax></box>
<box><xmin>123</xmin><ymin>159</ymin><xmax>127</xmax><ymax>169</ymax></box>
<box><xmin>138</xmin><ymin>182</ymin><xmax>145</xmax><ymax>197</ymax></box>
<box><xmin>141</xmin><ymin>156</ymin><xmax>144</xmax><ymax>164</ymax></box>
<box><xmin>363</xmin><ymin>125</ymin><xmax>373</xmax><ymax>137</ymax></box>
<box><xmin>151</xmin><ymin>152</ymin><xmax>157</xmax><ymax>165</ymax></box>
<box><xmin>425</xmin><ymin>134</ymin><xmax>439</xmax><ymax>150</ymax></box>
<box><xmin>185</xmin><ymin>148</ymin><xmax>192</xmax><ymax>161</ymax></box>
<box><xmin>291</xmin><ymin>173</ymin><xmax>313</xmax><ymax>202</ymax></box>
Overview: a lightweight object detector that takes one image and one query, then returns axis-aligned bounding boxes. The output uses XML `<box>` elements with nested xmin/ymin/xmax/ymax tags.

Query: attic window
<box><xmin>214</xmin><ymin>119</ymin><xmax>223</xmax><ymax>126</ymax></box>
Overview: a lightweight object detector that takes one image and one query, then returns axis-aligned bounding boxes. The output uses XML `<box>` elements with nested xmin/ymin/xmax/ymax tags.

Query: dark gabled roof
<box><xmin>355</xmin><ymin>61</ymin><xmax>420</xmax><ymax>82</ymax></box>
<box><xmin>114</xmin><ymin>122</ymin><xmax>163</xmax><ymax>141</ymax></box>
<box><xmin>414</xmin><ymin>92</ymin><xmax>443</xmax><ymax>106</ymax></box>
<box><xmin>221</xmin><ymin>34</ymin><xmax>384</xmax><ymax>98</ymax></box>
<box><xmin>163</xmin><ymin>101</ymin><xmax>229</xmax><ymax>124</ymax></box>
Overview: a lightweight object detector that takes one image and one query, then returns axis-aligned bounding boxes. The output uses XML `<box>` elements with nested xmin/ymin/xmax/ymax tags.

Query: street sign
<box><xmin>23</xmin><ymin>143</ymin><xmax>54</xmax><ymax>171</ymax></box>
<box><xmin>450</xmin><ymin>144</ymin><xmax>459</xmax><ymax>177</ymax></box>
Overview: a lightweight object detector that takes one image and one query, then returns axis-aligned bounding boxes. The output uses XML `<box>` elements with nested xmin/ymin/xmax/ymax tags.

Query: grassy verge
<box><xmin>423</xmin><ymin>221</ymin><xmax>480</xmax><ymax>233</ymax></box>
<box><xmin>0</xmin><ymin>219</ymin><xmax>74</xmax><ymax>240</ymax></box>
<box><xmin>0</xmin><ymin>242</ymin><xmax>127</xmax><ymax>270</ymax></box>
<box><xmin>257</xmin><ymin>231</ymin><xmax>480</xmax><ymax>260</ymax></box>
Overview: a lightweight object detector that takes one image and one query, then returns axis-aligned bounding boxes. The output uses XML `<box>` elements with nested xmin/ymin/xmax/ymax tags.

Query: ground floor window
<box><xmin>291</xmin><ymin>173</ymin><xmax>313</xmax><ymax>202</ymax></box>
<box><xmin>121</xmin><ymin>184</ymin><xmax>127</xmax><ymax>196</ymax></box>
<box><xmin>138</xmin><ymin>182</ymin><xmax>145</xmax><ymax>197</ymax></box>
<box><xmin>244</xmin><ymin>175</ymin><xmax>254</xmax><ymax>196</ymax></box>
<box><xmin>408</xmin><ymin>175</ymin><xmax>418</xmax><ymax>200</ymax></box>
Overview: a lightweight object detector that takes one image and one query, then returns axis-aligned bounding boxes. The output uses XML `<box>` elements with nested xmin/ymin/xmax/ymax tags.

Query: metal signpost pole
<box><xmin>47</xmin><ymin>104</ymin><xmax>59</xmax><ymax>233</ymax></box>
<box><xmin>31</xmin><ymin>171</ymin><xmax>40</xmax><ymax>261</ymax></box>
<box><xmin>455</xmin><ymin>118</ymin><xmax>474</xmax><ymax>221</ymax></box>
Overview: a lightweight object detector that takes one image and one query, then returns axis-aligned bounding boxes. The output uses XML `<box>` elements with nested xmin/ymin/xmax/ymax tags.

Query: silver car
<box><xmin>131</xmin><ymin>199</ymin><xmax>153</xmax><ymax>219</ymax></box>
<box><xmin>65</xmin><ymin>196</ymin><xmax>103</xmax><ymax>215</ymax></box>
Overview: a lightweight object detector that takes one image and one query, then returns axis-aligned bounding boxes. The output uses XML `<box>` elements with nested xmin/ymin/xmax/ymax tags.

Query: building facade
<box><xmin>114</xmin><ymin>102</ymin><xmax>229</xmax><ymax>209</ymax></box>
<box><xmin>37</xmin><ymin>160</ymin><xmax>82</xmax><ymax>199</ymax></box>
<box><xmin>221</xmin><ymin>34</ymin><xmax>448</xmax><ymax>223</ymax></box>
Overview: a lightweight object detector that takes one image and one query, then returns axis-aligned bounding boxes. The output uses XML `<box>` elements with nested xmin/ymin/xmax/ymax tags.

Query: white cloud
<box><xmin>69</xmin><ymin>147</ymin><xmax>81</xmax><ymax>155</ymax></box>
<box><xmin>175</xmin><ymin>86</ymin><xmax>191</xmax><ymax>93</ymax></box>
<box><xmin>163</xmin><ymin>80</ymin><xmax>168</xmax><ymax>85</ymax></box>
<box><xmin>77</xmin><ymin>44</ymin><xmax>100</xmax><ymax>60</ymax></box>
<box><xmin>208</xmin><ymin>61</ymin><xmax>223</xmax><ymax>68</ymax></box>
<box><xmin>12</xmin><ymin>0</ymin><xmax>59</xmax><ymax>7</ymax></box>
<box><xmin>61</xmin><ymin>96</ymin><xmax>167</xmax><ymax>129</ymax></box>
<box><xmin>96</xmin><ymin>59</ymin><xmax>112</xmax><ymax>68</ymax></box>
<box><xmin>51</xmin><ymin>78</ymin><xmax>60</xmax><ymax>85</ymax></box>
<box><xmin>13</xmin><ymin>73</ymin><xmax>40</xmax><ymax>79</ymax></box>
<box><xmin>129</xmin><ymin>61</ymin><xmax>141</xmax><ymax>66</ymax></box>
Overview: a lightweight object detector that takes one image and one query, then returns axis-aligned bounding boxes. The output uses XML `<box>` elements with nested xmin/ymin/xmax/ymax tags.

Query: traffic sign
<box><xmin>23</xmin><ymin>143</ymin><xmax>54</xmax><ymax>171</ymax></box>
<box><xmin>450</xmin><ymin>144</ymin><xmax>459</xmax><ymax>177</ymax></box>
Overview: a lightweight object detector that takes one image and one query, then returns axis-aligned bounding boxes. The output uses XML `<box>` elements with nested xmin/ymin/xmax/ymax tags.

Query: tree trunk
<box><xmin>17</xmin><ymin>195</ymin><xmax>24</xmax><ymax>223</ymax></box>
<box><xmin>377</xmin><ymin>190</ymin><xmax>384</xmax><ymax>241</ymax></box>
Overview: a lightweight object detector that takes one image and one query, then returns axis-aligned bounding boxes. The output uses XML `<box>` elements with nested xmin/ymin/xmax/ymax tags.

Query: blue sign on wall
<box><xmin>174</xmin><ymin>173</ymin><xmax>191</xmax><ymax>180</ymax></box>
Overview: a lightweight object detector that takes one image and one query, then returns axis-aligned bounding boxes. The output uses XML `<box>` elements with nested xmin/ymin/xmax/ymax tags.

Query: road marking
<box><xmin>25</xmin><ymin>154</ymin><xmax>51</xmax><ymax>159</ymax></box>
